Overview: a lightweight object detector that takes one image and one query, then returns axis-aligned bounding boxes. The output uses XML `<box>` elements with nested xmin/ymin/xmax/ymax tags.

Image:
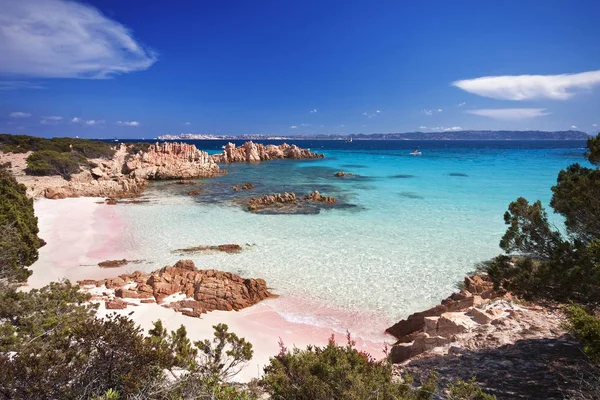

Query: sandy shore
<box><xmin>27</xmin><ymin>197</ymin><xmax>390</xmax><ymax>382</ymax></box>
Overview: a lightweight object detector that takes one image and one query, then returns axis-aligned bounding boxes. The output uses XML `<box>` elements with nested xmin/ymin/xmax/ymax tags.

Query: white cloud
<box><xmin>85</xmin><ymin>119</ymin><xmax>105</xmax><ymax>125</ymax></box>
<box><xmin>437</xmin><ymin>108</ymin><xmax>443</xmax><ymax>112</ymax></box>
<box><xmin>422</xmin><ymin>109</ymin><xmax>433</xmax><ymax>116</ymax></box>
<box><xmin>571</xmin><ymin>125</ymin><xmax>578</xmax><ymax>129</ymax></box>
<box><xmin>376</xmin><ymin>110</ymin><xmax>381</xmax><ymax>113</ymax></box>
<box><xmin>117</xmin><ymin>120</ymin><xmax>140</xmax><ymax>127</ymax></box>
<box><xmin>0</xmin><ymin>81</ymin><xmax>44</xmax><ymax>91</ymax></box>
<box><xmin>457</xmin><ymin>102</ymin><xmax>466</xmax><ymax>107</ymax></box>
<box><xmin>452</xmin><ymin>70</ymin><xmax>600</xmax><ymax>101</ymax></box>
<box><xmin>339</xmin><ymin>124</ymin><xmax>345</xmax><ymax>127</ymax></box>
<box><xmin>289</xmin><ymin>125</ymin><xmax>297</xmax><ymax>129</ymax></box>
<box><xmin>310</xmin><ymin>108</ymin><xmax>317</xmax><ymax>113</ymax></box>
<box><xmin>466</xmin><ymin>108</ymin><xmax>549</xmax><ymax>120</ymax></box>
<box><xmin>593</xmin><ymin>123</ymin><xmax>598</xmax><ymax>127</ymax></box>
<box><xmin>362</xmin><ymin>112</ymin><xmax>368</xmax><ymax>116</ymax></box>
<box><xmin>40</xmin><ymin>115</ymin><xmax>62</xmax><ymax>125</ymax></box>
<box><xmin>0</xmin><ymin>0</ymin><xmax>157</xmax><ymax>79</ymax></box>
<box><xmin>421</xmin><ymin>126</ymin><xmax>463</xmax><ymax>132</ymax></box>
<box><xmin>300</xmin><ymin>123</ymin><xmax>311</xmax><ymax>127</ymax></box>
<box><xmin>72</xmin><ymin>117</ymin><xmax>81</xmax><ymax>123</ymax></box>
<box><xmin>10</xmin><ymin>111</ymin><xmax>31</xmax><ymax>118</ymax></box>
<box><xmin>184</xmin><ymin>122</ymin><xmax>191</xmax><ymax>126</ymax></box>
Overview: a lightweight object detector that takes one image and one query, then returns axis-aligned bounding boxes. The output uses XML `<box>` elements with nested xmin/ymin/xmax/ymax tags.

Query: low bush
<box><xmin>565</xmin><ymin>303</ymin><xmax>600</xmax><ymax>364</ymax></box>
<box><xmin>0</xmin><ymin>134</ymin><xmax>115</xmax><ymax>159</ymax></box>
<box><xmin>261</xmin><ymin>334</ymin><xmax>438</xmax><ymax>400</ymax></box>
<box><xmin>447</xmin><ymin>378</ymin><xmax>497</xmax><ymax>399</ymax></box>
<box><xmin>26</xmin><ymin>150</ymin><xmax>88</xmax><ymax>179</ymax></box>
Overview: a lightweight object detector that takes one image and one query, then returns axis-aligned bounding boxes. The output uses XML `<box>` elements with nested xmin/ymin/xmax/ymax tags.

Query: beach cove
<box><xmin>27</xmin><ymin>139</ymin><xmax>589</xmax><ymax>381</ymax></box>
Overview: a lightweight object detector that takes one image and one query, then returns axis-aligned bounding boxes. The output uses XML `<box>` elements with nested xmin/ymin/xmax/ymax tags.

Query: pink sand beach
<box><xmin>28</xmin><ymin>198</ymin><xmax>392</xmax><ymax>381</ymax></box>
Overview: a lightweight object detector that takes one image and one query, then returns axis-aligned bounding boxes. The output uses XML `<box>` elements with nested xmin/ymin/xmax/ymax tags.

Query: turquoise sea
<box><xmin>114</xmin><ymin>140</ymin><xmax>590</xmax><ymax>339</ymax></box>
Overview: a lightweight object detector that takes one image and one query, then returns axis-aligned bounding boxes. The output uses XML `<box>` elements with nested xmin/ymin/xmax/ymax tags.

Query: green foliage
<box><xmin>0</xmin><ymin>133</ymin><xmax>115</xmax><ymax>158</ymax></box>
<box><xmin>0</xmin><ymin>284</ymin><xmax>257</xmax><ymax>399</ymax></box>
<box><xmin>488</xmin><ymin>134</ymin><xmax>600</xmax><ymax>306</ymax></box>
<box><xmin>586</xmin><ymin>133</ymin><xmax>600</xmax><ymax>165</ymax></box>
<box><xmin>550</xmin><ymin>163</ymin><xmax>600</xmax><ymax>244</ymax></box>
<box><xmin>26</xmin><ymin>149</ymin><xmax>90</xmax><ymax>179</ymax></box>
<box><xmin>0</xmin><ymin>166</ymin><xmax>40</xmax><ymax>288</ymax></box>
<box><xmin>447</xmin><ymin>377</ymin><xmax>496</xmax><ymax>400</ymax></box>
<box><xmin>565</xmin><ymin>304</ymin><xmax>600</xmax><ymax>363</ymax></box>
<box><xmin>195</xmin><ymin>323</ymin><xmax>254</xmax><ymax>381</ymax></box>
<box><xmin>499</xmin><ymin>197</ymin><xmax>565</xmax><ymax>259</ymax></box>
<box><xmin>261</xmin><ymin>334</ymin><xmax>438</xmax><ymax>400</ymax></box>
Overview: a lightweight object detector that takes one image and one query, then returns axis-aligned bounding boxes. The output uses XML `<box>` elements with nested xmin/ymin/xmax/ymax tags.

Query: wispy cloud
<box><xmin>422</xmin><ymin>109</ymin><xmax>433</xmax><ymax>116</ymax></box>
<box><xmin>310</xmin><ymin>108</ymin><xmax>317</xmax><ymax>113</ymax></box>
<box><xmin>571</xmin><ymin>125</ymin><xmax>578</xmax><ymax>129</ymax></box>
<box><xmin>0</xmin><ymin>0</ymin><xmax>157</xmax><ymax>79</ymax></box>
<box><xmin>437</xmin><ymin>108</ymin><xmax>443</xmax><ymax>112</ymax></box>
<box><xmin>422</xmin><ymin>109</ymin><xmax>443</xmax><ymax>116</ymax></box>
<box><xmin>300</xmin><ymin>123</ymin><xmax>311</xmax><ymax>127</ymax></box>
<box><xmin>363</xmin><ymin>110</ymin><xmax>382</xmax><ymax>118</ymax></box>
<box><xmin>466</xmin><ymin>108</ymin><xmax>549</xmax><ymax>120</ymax></box>
<box><xmin>452</xmin><ymin>70</ymin><xmax>600</xmax><ymax>101</ymax></box>
<box><xmin>457</xmin><ymin>102</ymin><xmax>466</xmax><ymax>107</ymax></box>
<box><xmin>339</xmin><ymin>124</ymin><xmax>346</xmax><ymax>127</ymax></box>
<box><xmin>420</xmin><ymin>126</ymin><xmax>463</xmax><ymax>132</ymax></box>
<box><xmin>9</xmin><ymin>111</ymin><xmax>31</xmax><ymax>118</ymax></box>
<box><xmin>72</xmin><ymin>117</ymin><xmax>81</xmax><ymax>123</ymax></box>
<box><xmin>594</xmin><ymin>123</ymin><xmax>598</xmax><ymax>127</ymax></box>
<box><xmin>289</xmin><ymin>125</ymin><xmax>297</xmax><ymax>129</ymax></box>
<box><xmin>40</xmin><ymin>115</ymin><xmax>62</xmax><ymax>125</ymax></box>
<box><xmin>117</xmin><ymin>120</ymin><xmax>140</xmax><ymax>127</ymax></box>
<box><xmin>184</xmin><ymin>122</ymin><xmax>191</xmax><ymax>126</ymax></box>
<box><xmin>85</xmin><ymin>119</ymin><xmax>105</xmax><ymax>125</ymax></box>
<box><xmin>0</xmin><ymin>81</ymin><xmax>45</xmax><ymax>91</ymax></box>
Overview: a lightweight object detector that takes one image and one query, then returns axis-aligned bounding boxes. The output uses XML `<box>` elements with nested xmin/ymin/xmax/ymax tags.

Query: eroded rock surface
<box><xmin>172</xmin><ymin>244</ymin><xmax>243</xmax><ymax>254</ymax></box>
<box><xmin>78</xmin><ymin>260</ymin><xmax>273</xmax><ymax>316</ymax></box>
<box><xmin>212</xmin><ymin>141</ymin><xmax>323</xmax><ymax>163</ymax></box>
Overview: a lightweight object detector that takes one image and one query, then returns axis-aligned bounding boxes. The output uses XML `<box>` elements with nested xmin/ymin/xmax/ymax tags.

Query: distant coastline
<box><xmin>157</xmin><ymin>130</ymin><xmax>590</xmax><ymax>141</ymax></box>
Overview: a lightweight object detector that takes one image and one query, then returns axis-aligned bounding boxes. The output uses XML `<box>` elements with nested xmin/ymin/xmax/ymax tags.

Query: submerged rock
<box><xmin>334</xmin><ymin>171</ymin><xmax>354</xmax><ymax>177</ymax></box>
<box><xmin>172</xmin><ymin>244</ymin><xmax>243</xmax><ymax>254</ymax></box>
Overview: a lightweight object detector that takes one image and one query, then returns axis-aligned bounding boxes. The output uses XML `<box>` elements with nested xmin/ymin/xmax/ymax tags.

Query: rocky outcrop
<box><xmin>334</xmin><ymin>171</ymin><xmax>354</xmax><ymax>177</ymax></box>
<box><xmin>125</xmin><ymin>142</ymin><xmax>220</xmax><ymax>180</ymax></box>
<box><xmin>386</xmin><ymin>275</ymin><xmax>497</xmax><ymax>341</ymax></box>
<box><xmin>384</xmin><ymin>274</ymin><xmax>569</xmax><ymax>368</ymax></box>
<box><xmin>172</xmin><ymin>244</ymin><xmax>243</xmax><ymax>254</ymax></box>
<box><xmin>304</xmin><ymin>190</ymin><xmax>336</xmax><ymax>203</ymax></box>
<box><xmin>248</xmin><ymin>192</ymin><xmax>297</xmax><ymax>211</ymax></box>
<box><xmin>212</xmin><ymin>142</ymin><xmax>324</xmax><ymax>163</ymax></box>
<box><xmin>78</xmin><ymin>260</ymin><xmax>273</xmax><ymax>316</ymax></box>
<box><xmin>232</xmin><ymin>183</ymin><xmax>255</xmax><ymax>191</ymax></box>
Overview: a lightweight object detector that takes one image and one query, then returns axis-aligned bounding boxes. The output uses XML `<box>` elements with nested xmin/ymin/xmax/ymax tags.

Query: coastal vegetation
<box><xmin>0</xmin><ymin>165</ymin><xmax>40</xmax><ymax>289</ymax></box>
<box><xmin>487</xmin><ymin>133</ymin><xmax>600</xmax><ymax>365</ymax></box>
<box><xmin>0</xmin><ymin>133</ymin><xmax>115</xmax><ymax>158</ymax></box>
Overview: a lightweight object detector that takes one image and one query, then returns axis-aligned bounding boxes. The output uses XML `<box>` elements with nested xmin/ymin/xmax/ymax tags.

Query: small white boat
<box><xmin>346</xmin><ymin>137</ymin><xmax>353</xmax><ymax>143</ymax></box>
<box><xmin>410</xmin><ymin>150</ymin><xmax>422</xmax><ymax>156</ymax></box>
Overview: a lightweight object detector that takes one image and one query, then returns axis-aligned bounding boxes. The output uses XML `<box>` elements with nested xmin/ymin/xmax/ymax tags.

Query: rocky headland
<box><xmin>78</xmin><ymin>260</ymin><xmax>274</xmax><ymax>317</ymax></box>
<box><xmin>212</xmin><ymin>141</ymin><xmax>323</xmax><ymax>163</ymax></box>
<box><xmin>0</xmin><ymin>140</ymin><xmax>322</xmax><ymax>199</ymax></box>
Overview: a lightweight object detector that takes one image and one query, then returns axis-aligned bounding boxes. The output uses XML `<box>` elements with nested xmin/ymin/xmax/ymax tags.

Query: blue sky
<box><xmin>1</xmin><ymin>0</ymin><xmax>599</xmax><ymax>138</ymax></box>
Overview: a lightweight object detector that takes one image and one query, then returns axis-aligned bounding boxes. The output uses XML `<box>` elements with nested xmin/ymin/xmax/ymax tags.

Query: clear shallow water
<box><xmin>114</xmin><ymin>140</ymin><xmax>589</xmax><ymax>336</ymax></box>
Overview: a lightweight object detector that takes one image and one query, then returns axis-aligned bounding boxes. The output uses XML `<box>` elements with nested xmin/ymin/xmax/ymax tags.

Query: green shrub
<box><xmin>26</xmin><ymin>150</ymin><xmax>88</xmax><ymax>179</ymax></box>
<box><xmin>447</xmin><ymin>377</ymin><xmax>496</xmax><ymax>399</ymax></box>
<box><xmin>565</xmin><ymin>304</ymin><xmax>600</xmax><ymax>363</ymax></box>
<box><xmin>0</xmin><ymin>166</ymin><xmax>40</xmax><ymax>288</ymax></box>
<box><xmin>0</xmin><ymin>134</ymin><xmax>115</xmax><ymax>159</ymax></box>
<box><xmin>486</xmin><ymin>134</ymin><xmax>600</xmax><ymax>306</ymax></box>
<box><xmin>261</xmin><ymin>334</ymin><xmax>438</xmax><ymax>400</ymax></box>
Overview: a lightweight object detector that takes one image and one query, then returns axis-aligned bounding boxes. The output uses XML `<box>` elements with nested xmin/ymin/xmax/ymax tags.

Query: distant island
<box><xmin>158</xmin><ymin>130</ymin><xmax>590</xmax><ymax>141</ymax></box>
